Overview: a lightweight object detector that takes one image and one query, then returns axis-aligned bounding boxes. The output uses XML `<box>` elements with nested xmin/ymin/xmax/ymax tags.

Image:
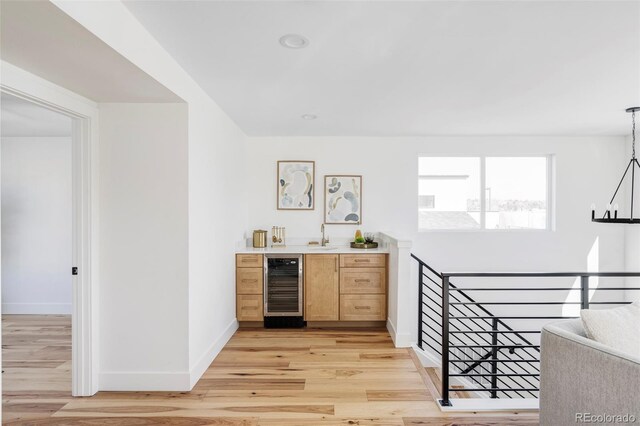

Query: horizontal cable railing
<box><xmin>412</xmin><ymin>254</ymin><xmax>640</xmax><ymax>407</ymax></box>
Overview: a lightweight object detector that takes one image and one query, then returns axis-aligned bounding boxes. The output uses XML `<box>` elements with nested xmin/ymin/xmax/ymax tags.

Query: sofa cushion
<box><xmin>581</xmin><ymin>300</ymin><xmax>640</xmax><ymax>358</ymax></box>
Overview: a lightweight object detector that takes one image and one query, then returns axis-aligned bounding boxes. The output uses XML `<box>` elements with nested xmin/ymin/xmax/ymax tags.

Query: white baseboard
<box><xmin>2</xmin><ymin>303</ymin><xmax>72</xmax><ymax>315</ymax></box>
<box><xmin>97</xmin><ymin>319</ymin><xmax>238</xmax><ymax>392</ymax></box>
<box><xmin>386</xmin><ymin>319</ymin><xmax>398</xmax><ymax>345</ymax></box>
<box><xmin>439</xmin><ymin>398</ymin><xmax>539</xmax><ymax>412</ymax></box>
<box><xmin>386</xmin><ymin>319</ymin><xmax>413</xmax><ymax>348</ymax></box>
<box><xmin>189</xmin><ymin>318</ymin><xmax>239</xmax><ymax>389</ymax></box>
<box><xmin>412</xmin><ymin>343</ymin><xmax>440</xmax><ymax>367</ymax></box>
<box><xmin>99</xmin><ymin>371</ymin><xmax>191</xmax><ymax>391</ymax></box>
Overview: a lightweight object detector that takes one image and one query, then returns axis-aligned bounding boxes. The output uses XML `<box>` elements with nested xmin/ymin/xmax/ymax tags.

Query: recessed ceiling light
<box><xmin>301</xmin><ymin>114</ymin><xmax>317</xmax><ymax>120</ymax></box>
<box><xmin>279</xmin><ymin>34</ymin><xmax>309</xmax><ymax>49</ymax></box>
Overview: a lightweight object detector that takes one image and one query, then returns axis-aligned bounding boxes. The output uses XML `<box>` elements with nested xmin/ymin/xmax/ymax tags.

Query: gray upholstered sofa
<box><xmin>540</xmin><ymin>319</ymin><xmax>640</xmax><ymax>426</ymax></box>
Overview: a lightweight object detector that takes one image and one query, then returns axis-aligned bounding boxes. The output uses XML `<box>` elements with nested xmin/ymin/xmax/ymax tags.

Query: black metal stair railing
<box><xmin>413</xmin><ymin>255</ymin><xmax>541</xmax><ymax>400</ymax></box>
<box><xmin>412</xmin><ymin>253</ymin><xmax>640</xmax><ymax>407</ymax></box>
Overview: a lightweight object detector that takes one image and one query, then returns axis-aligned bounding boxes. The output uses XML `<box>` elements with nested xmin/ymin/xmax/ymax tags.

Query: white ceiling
<box><xmin>1</xmin><ymin>93</ymin><xmax>72</xmax><ymax>138</ymax></box>
<box><xmin>0</xmin><ymin>1</ymin><xmax>182</xmax><ymax>103</ymax></box>
<box><xmin>124</xmin><ymin>0</ymin><xmax>640</xmax><ymax>136</ymax></box>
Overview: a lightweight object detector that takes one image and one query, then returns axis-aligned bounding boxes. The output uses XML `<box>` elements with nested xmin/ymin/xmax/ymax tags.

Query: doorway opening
<box><xmin>1</xmin><ymin>93</ymin><xmax>74</xmax><ymax>418</ymax></box>
<box><xmin>1</xmin><ymin>85</ymin><xmax>95</xmax><ymax>409</ymax></box>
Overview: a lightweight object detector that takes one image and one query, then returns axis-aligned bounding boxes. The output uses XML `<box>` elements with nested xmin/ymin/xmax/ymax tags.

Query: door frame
<box><xmin>1</xmin><ymin>61</ymin><xmax>99</xmax><ymax>396</ymax></box>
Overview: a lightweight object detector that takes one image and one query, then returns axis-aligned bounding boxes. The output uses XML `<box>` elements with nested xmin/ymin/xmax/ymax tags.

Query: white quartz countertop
<box><xmin>236</xmin><ymin>245</ymin><xmax>389</xmax><ymax>254</ymax></box>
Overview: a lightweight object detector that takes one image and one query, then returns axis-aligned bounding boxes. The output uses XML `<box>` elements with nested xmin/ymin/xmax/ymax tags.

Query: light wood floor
<box><xmin>2</xmin><ymin>316</ymin><xmax>539</xmax><ymax>425</ymax></box>
<box><xmin>2</xmin><ymin>315</ymin><xmax>73</xmax><ymax>423</ymax></box>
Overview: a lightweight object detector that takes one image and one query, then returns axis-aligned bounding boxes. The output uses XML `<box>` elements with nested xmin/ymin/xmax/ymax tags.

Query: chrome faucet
<box><xmin>321</xmin><ymin>224</ymin><xmax>330</xmax><ymax>247</ymax></box>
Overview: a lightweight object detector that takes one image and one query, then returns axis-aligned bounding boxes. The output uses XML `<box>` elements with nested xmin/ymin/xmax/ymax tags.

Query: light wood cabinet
<box><xmin>236</xmin><ymin>268</ymin><xmax>263</xmax><ymax>294</ymax></box>
<box><xmin>340</xmin><ymin>268</ymin><xmax>386</xmax><ymax>294</ymax></box>
<box><xmin>236</xmin><ymin>294</ymin><xmax>263</xmax><ymax>321</ymax></box>
<box><xmin>236</xmin><ymin>254</ymin><xmax>263</xmax><ymax>268</ymax></box>
<box><xmin>340</xmin><ymin>294</ymin><xmax>386</xmax><ymax>321</ymax></box>
<box><xmin>340</xmin><ymin>254</ymin><xmax>386</xmax><ymax>268</ymax></box>
<box><xmin>236</xmin><ymin>254</ymin><xmax>264</xmax><ymax>322</ymax></box>
<box><xmin>338</xmin><ymin>254</ymin><xmax>387</xmax><ymax>321</ymax></box>
<box><xmin>236</xmin><ymin>252</ymin><xmax>387</xmax><ymax>325</ymax></box>
<box><xmin>304</xmin><ymin>254</ymin><xmax>339</xmax><ymax>321</ymax></box>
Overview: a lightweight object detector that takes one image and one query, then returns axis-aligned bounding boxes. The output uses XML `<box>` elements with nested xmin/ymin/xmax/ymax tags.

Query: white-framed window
<box><xmin>418</xmin><ymin>155</ymin><xmax>553</xmax><ymax>231</ymax></box>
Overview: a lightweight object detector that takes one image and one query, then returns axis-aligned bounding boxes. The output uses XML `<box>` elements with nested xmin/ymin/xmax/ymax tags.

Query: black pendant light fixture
<box><xmin>591</xmin><ymin>106</ymin><xmax>640</xmax><ymax>224</ymax></box>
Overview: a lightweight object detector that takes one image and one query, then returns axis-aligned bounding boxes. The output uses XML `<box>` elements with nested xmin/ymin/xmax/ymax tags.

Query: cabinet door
<box><xmin>237</xmin><ymin>294</ymin><xmax>263</xmax><ymax>321</ymax></box>
<box><xmin>304</xmin><ymin>254</ymin><xmax>339</xmax><ymax>321</ymax></box>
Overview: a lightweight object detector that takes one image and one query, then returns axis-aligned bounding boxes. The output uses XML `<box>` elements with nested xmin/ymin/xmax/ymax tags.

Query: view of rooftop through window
<box><xmin>419</xmin><ymin>156</ymin><xmax>550</xmax><ymax>230</ymax></box>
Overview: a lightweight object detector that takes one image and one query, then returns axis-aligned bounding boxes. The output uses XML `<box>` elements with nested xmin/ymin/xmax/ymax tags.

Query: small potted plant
<box><xmin>350</xmin><ymin>230</ymin><xmax>378</xmax><ymax>249</ymax></box>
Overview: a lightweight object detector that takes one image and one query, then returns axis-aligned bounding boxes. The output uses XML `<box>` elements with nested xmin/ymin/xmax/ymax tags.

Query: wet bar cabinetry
<box><xmin>236</xmin><ymin>254</ymin><xmax>264</xmax><ymax>321</ymax></box>
<box><xmin>236</xmin><ymin>252</ymin><xmax>387</xmax><ymax>325</ymax></box>
<box><xmin>339</xmin><ymin>254</ymin><xmax>387</xmax><ymax>321</ymax></box>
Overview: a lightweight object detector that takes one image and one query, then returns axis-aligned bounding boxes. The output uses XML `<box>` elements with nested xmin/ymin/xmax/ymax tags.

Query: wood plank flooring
<box><xmin>2</xmin><ymin>316</ymin><xmax>539</xmax><ymax>425</ymax></box>
<box><xmin>2</xmin><ymin>315</ymin><xmax>73</xmax><ymax>423</ymax></box>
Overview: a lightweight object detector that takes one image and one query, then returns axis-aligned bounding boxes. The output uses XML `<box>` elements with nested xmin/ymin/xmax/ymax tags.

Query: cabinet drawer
<box><xmin>236</xmin><ymin>268</ymin><xmax>263</xmax><ymax>294</ymax></box>
<box><xmin>236</xmin><ymin>254</ymin><xmax>263</xmax><ymax>268</ymax></box>
<box><xmin>340</xmin><ymin>254</ymin><xmax>386</xmax><ymax>268</ymax></box>
<box><xmin>340</xmin><ymin>294</ymin><xmax>386</xmax><ymax>321</ymax></box>
<box><xmin>340</xmin><ymin>268</ymin><xmax>386</xmax><ymax>294</ymax></box>
<box><xmin>237</xmin><ymin>294</ymin><xmax>263</xmax><ymax>321</ymax></box>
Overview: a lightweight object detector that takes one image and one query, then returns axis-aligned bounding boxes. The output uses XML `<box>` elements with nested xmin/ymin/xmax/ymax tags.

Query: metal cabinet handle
<box><xmin>243</xmin><ymin>279</ymin><xmax>258</xmax><ymax>283</ymax></box>
<box><xmin>354</xmin><ymin>279</ymin><xmax>371</xmax><ymax>283</ymax></box>
<box><xmin>354</xmin><ymin>259</ymin><xmax>370</xmax><ymax>263</ymax></box>
<box><xmin>355</xmin><ymin>306</ymin><xmax>371</xmax><ymax>310</ymax></box>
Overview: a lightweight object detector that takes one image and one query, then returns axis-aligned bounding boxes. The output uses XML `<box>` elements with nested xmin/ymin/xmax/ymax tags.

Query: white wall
<box><xmin>186</xmin><ymin>98</ymin><xmax>247</xmax><ymax>386</ymax></box>
<box><xmin>98</xmin><ymin>103</ymin><xmax>190</xmax><ymax>388</ymax></box>
<box><xmin>1</xmin><ymin>136</ymin><xmax>72</xmax><ymax>314</ymax></box>
<box><xmin>53</xmin><ymin>1</ymin><xmax>248</xmax><ymax>389</ymax></box>
<box><xmin>246</xmin><ymin>136</ymin><xmax>626</xmax><ymax>258</ymax></box>
<box><xmin>245</xmin><ymin>137</ymin><xmax>416</xmax><ymax>241</ymax></box>
<box><xmin>246</xmin><ymin>136</ymin><xmax>629</xmax><ymax>341</ymax></box>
